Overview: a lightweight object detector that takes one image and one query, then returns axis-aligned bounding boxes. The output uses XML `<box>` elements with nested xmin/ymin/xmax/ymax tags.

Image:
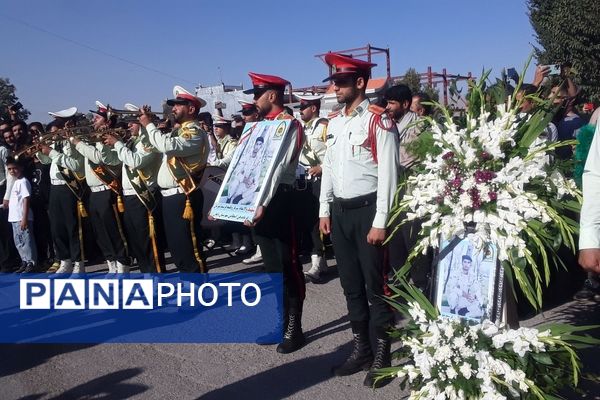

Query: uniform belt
<box><xmin>90</xmin><ymin>184</ymin><xmax>111</xmax><ymax>193</ymax></box>
<box><xmin>161</xmin><ymin>187</ymin><xmax>184</xmax><ymax>196</ymax></box>
<box><xmin>277</xmin><ymin>183</ymin><xmax>296</xmax><ymax>193</ymax></box>
<box><xmin>123</xmin><ymin>188</ymin><xmax>137</xmax><ymax>196</ymax></box>
<box><xmin>333</xmin><ymin>192</ymin><xmax>377</xmax><ymax>210</ymax></box>
<box><xmin>50</xmin><ymin>179</ymin><xmax>67</xmax><ymax>186</ymax></box>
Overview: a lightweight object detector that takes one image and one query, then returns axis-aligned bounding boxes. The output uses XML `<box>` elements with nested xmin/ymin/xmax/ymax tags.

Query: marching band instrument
<box><xmin>14</xmin><ymin>127</ymin><xmax>129</xmax><ymax>159</ymax></box>
<box><xmin>106</xmin><ymin>106</ymin><xmax>167</xmax><ymax>117</ymax></box>
<box><xmin>74</xmin><ymin>127</ymin><xmax>129</xmax><ymax>143</ymax></box>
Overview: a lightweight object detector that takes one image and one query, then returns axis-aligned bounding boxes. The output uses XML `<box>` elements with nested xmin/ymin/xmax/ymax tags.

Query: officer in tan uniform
<box><xmin>319</xmin><ymin>53</ymin><xmax>399</xmax><ymax>387</ymax></box>
<box><xmin>294</xmin><ymin>94</ymin><xmax>329</xmax><ymax>282</ymax></box>
<box><xmin>139</xmin><ymin>86</ymin><xmax>209</xmax><ymax>273</ymax></box>
<box><xmin>210</xmin><ymin>115</ymin><xmax>237</xmax><ymax>169</ymax></box>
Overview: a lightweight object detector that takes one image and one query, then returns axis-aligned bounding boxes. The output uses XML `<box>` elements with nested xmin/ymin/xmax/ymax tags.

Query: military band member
<box><xmin>295</xmin><ymin>94</ymin><xmax>329</xmax><ymax>282</ymax></box>
<box><xmin>319</xmin><ymin>53</ymin><xmax>399</xmax><ymax>387</ymax></box>
<box><xmin>71</xmin><ymin>102</ymin><xmax>129</xmax><ymax>273</ymax></box>
<box><xmin>37</xmin><ymin>107</ymin><xmax>86</xmax><ymax>273</ymax></box>
<box><xmin>104</xmin><ymin>103</ymin><xmax>165</xmax><ymax>273</ymax></box>
<box><xmin>243</xmin><ymin>72</ymin><xmax>306</xmax><ymax>353</ymax></box>
<box><xmin>139</xmin><ymin>86</ymin><xmax>209</xmax><ymax>273</ymax></box>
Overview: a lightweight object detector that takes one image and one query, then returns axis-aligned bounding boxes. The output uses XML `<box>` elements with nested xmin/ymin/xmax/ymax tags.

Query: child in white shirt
<box><xmin>6</xmin><ymin>157</ymin><xmax>37</xmax><ymax>273</ymax></box>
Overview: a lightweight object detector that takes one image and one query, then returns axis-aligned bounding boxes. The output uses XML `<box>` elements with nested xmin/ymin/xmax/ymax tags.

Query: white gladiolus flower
<box><xmin>459</xmin><ymin>362</ymin><xmax>472</xmax><ymax>379</ymax></box>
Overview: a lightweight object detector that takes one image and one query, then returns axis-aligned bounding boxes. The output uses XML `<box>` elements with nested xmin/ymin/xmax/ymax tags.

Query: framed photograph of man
<box><xmin>433</xmin><ymin>235</ymin><xmax>504</xmax><ymax>323</ymax></box>
<box><xmin>210</xmin><ymin>119</ymin><xmax>292</xmax><ymax>223</ymax></box>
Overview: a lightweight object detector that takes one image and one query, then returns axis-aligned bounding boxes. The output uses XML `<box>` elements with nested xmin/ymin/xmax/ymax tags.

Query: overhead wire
<box><xmin>0</xmin><ymin>14</ymin><xmax>197</xmax><ymax>86</ymax></box>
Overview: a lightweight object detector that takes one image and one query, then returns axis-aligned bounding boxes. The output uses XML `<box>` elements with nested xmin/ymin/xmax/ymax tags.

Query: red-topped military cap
<box><xmin>244</xmin><ymin>72</ymin><xmax>290</xmax><ymax>94</ymax></box>
<box><xmin>90</xmin><ymin>100</ymin><xmax>109</xmax><ymax>118</ymax></box>
<box><xmin>237</xmin><ymin>99</ymin><xmax>258</xmax><ymax>114</ymax></box>
<box><xmin>322</xmin><ymin>53</ymin><xmax>376</xmax><ymax>82</ymax></box>
<box><xmin>294</xmin><ymin>94</ymin><xmax>323</xmax><ymax>109</ymax></box>
<box><xmin>166</xmin><ymin>85</ymin><xmax>207</xmax><ymax>109</ymax></box>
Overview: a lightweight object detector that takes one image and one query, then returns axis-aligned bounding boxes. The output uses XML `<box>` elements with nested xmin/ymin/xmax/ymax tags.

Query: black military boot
<box><xmin>332</xmin><ymin>321</ymin><xmax>373</xmax><ymax>376</ymax></box>
<box><xmin>363</xmin><ymin>327</ymin><xmax>392</xmax><ymax>388</ymax></box>
<box><xmin>276</xmin><ymin>312</ymin><xmax>305</xmax><ymax>353</ymax></box>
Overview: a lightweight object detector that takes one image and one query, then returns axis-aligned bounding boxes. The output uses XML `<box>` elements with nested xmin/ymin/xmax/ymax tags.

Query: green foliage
<box><xmin>397</xmin><ymin>67</ymin><xmax>441</xmax><ymax>102</ymax></box>
<box><xmin>378</xmin><ymin>277</ymin><xmax>600</xmax><ymax>397</ymax></box>
<box><xmin>528</xmin><ymin>0</ymin><xmax>600</xmax><ymax>103</ymax></box>
<box><xmin>573</xmin><ymin>123</ymin><xmax>595</xmax><ymax>188</ymax></box>
<box><xmin>0</xmin><ymin>77</ymin><xmax>30</xmax><ymax>121</ymax></box>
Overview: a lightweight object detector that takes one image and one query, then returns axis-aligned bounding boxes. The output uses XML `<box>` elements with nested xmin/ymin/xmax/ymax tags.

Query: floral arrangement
<box><xmin>380</xmin><ymin>63</ymin><xmax>599</xmax><ymax>398</ymax></box>
<box><xmin>376</xmin><ymin>284</ymin><xmax>598</xmax><ymax>400</ymax></box>
<box><xmin>389</xmin><ymin>66</ymin><xmax>580</xmax><ymax>309</ymax></box>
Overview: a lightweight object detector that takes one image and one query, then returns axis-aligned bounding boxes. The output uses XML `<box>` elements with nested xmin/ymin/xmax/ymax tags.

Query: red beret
<box><xmin>323</xmin><ymin>53</ymin><xmax>376</xmax><ymax>82</ymax></box>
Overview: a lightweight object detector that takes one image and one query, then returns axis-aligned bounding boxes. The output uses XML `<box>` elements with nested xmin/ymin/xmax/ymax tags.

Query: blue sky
<box><xmin>0</xmin><ymin>0</ymin><xmax>538</xmax><ymax>123</ymax></box>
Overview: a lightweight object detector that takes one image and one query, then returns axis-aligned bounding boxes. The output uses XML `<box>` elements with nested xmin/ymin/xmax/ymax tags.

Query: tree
<box><xmin>0</xmin><ymin>77</ymin><xmax>30</xmax><ymax>122</ymax></box>
<box><xmin>398</xmin><ymin>68</ymin><xmax>422</xmax><ymax>95</ymax></box>
<box><xmin>394</xmin><ymin>68</ymin><xmax>440</xmax><ymax>102</ymax></box>
<box><xmin>528</xmin><ymin>0</ymin><xmax>600</xmax><ymax>103</ymax></box>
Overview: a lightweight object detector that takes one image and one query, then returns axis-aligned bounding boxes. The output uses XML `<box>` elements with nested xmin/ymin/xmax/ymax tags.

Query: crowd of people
<box><xmin>1</xmin><ymin>56</ymin><xmax>598</xmax><ymax>387</ymax></box>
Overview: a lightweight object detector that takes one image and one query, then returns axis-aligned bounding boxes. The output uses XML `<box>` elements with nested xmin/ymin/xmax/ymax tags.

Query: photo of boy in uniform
<box><xmin>225</xmin><ymin>135</ymin><xmax>266</xmax><ymax>205</ymax></box>
<box><xmin>446</xmin><ymin>255</ymin><xmax>482</xmax><ymax>317</ymax></box>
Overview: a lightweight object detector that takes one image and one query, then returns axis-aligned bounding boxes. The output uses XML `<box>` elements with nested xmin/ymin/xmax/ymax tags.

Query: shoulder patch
<box><xmin>327</xmin><ymin>110</ymin><xmax>341</xmax><ymax>119</ymax></box>
<box><xmin>276</xmin><ymin>113</ymin><xmax>294</xmax><ymax>120</ymax></box>
<box><xmin>368</xmin><ymin>104</ymin><xmax>387</xmax><ymax>116</ymax></box>
<box><xmin>179</xmin><ymin>124</ymin><xmax>200</xmax><ymax>139</ymax></box>
<box><xmin>315</xmin><ymin>117</ymin><xmax>329</xmax><ymax>126</ymax></box>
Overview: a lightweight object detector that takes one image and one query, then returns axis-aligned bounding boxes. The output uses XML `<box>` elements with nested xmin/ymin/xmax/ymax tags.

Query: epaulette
<box><xmin>179</xmin><ymin>123</ymin><xmax>201</xmax><ymax>139</ymax></box>
<box><xmin>276</xmin><ymin>113</ymin><xmax>294</xmax><ymax>120</ymax></box>
<box><xmin>368</xmin><ymin>104</ymin><xmax>386</xmax><ymax>116</ymax></box>
<box><xmin>327</xmin><ymin>110</ymin><xmax>341</xmax><ymax>119</ymax></box>
<box><xmin>315</xmin><ymin>117</ymin><xmax>329</xmax><ymax>126</ymax></box>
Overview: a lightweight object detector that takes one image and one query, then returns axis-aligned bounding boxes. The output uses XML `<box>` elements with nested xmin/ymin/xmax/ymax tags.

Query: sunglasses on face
<box><xmin>333</xmin><ymin>76</ymin><xmax>356</xmax><ymax>87</ymax></box>
<box><xmin>253</xmin><ymin>89</ymin><xmax>268</xmax><ymax>100</ymax></box>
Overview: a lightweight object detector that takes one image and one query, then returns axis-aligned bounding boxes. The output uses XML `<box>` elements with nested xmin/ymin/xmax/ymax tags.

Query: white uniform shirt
<box><xmin>144</xmin><ymin>121</ymin><xmax>209</xmax><ymax>190</ymax></box>
<box><xmin>257</xmin><ymin>112</ymin><xmax>304</xmax><ymax>208</ymax></box>
<box><xmin>319</xmin><ymin>99</ymin><xmax>399</xmax><ymax>229</ymax></box>
<box><xmin>75</xmin><ymin>141</ymin><xmax>121</xmax><ymax>188</ymax></box>
<box><xmin>114</xmin><ymin>137</ymin><xmax>161</xmax><ymax>191</ymax></box>
<box><xmin>580</xmin><ymin>122</ymin><xmax>600</xmax><ymax>249</ymax></box>
<box><xmin>299</xmin><ymin>117</ymin><xmax>328</xmax><ymax>167</ymax></box>
<box><xmin>37</xmin><ymin>141</ymin><xmax>84</xmax><ymax>182</ymax></box>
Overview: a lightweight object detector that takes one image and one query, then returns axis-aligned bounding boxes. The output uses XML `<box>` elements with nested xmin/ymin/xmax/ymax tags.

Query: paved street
<box><xmin>1</xmin><ymin>248</ymin><xmax>599</xmax><ymax>400</ymax></box>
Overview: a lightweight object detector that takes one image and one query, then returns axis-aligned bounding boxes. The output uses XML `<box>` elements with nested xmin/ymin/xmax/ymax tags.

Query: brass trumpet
<box><xmin>107</xmin><ymin>106</ymin><xmax>166</xmax><ymax>117</ymax></box>
<box><xmin>14</xmin><ymin>132</ymin><xmax>62</xmax><ymax>159</ymax></box>
<box><xmin>75</xmin><ymin>127</ymin><xmax>129</xmax><ymax>143</ymax></box>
